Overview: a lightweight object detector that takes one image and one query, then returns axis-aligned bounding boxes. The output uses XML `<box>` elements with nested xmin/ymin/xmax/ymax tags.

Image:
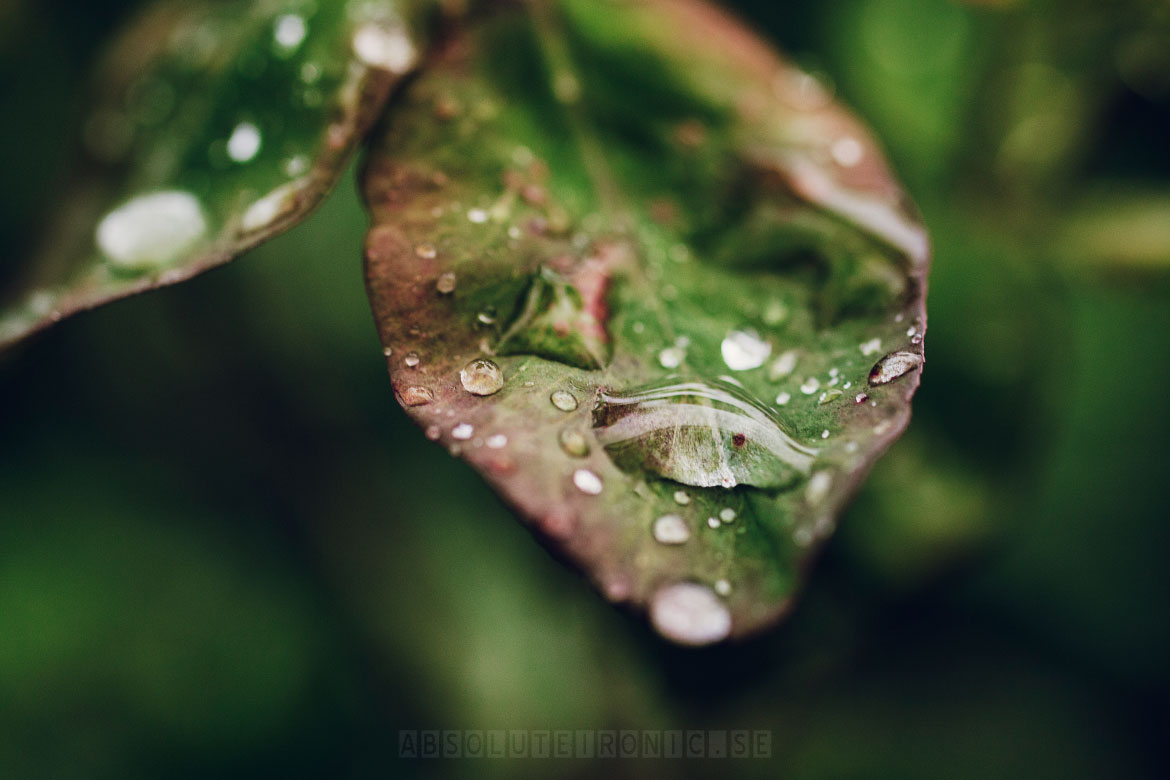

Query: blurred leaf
<box><xmin>0</xmin><ymin>0</ymin><xmax>436</xmax><ymax>350</ymax></box>
<box><xmin>1054</xmin><ymin>188</ymin><xmax>1170</xmax><ymax>273</ymax></box>
<box><xmin>362</xmin><ymin>0</ymin><xmax>929</xmax><ymax>644</ymax></box>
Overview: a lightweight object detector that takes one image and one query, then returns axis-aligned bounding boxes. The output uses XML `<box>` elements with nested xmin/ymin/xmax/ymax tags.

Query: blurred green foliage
<box><xmin>1</xmin><ymin>1</ymin><xmax>1168</xmax><ymax>778</ymax></box>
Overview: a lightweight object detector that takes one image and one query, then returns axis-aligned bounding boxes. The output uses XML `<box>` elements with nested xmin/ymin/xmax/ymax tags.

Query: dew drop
<box><xmin>96</xmin><ymin>191</ymin><xmax>207</xmax><ymax>271</ymax></box>
<box><xmin>452</xmin><ymin>423</ymin><xmax>474</xmax><ymax>440</ymax></box>
<box><xmin>673</xmin><ymin>490</ymin><xmax>691</xmax><ymax>505</ymax></box>
<box><xmin>352</xmin><ymin>21</ymin><xmax>417</xmax><ymax>73</ymax></box>
<box><xmin>226</xmin><ymin>121</ymin><xmax>262</xmax><ymax>163</ymax></box>
<box><xmin>467</xmin><ymin>207</ymin><xmax>489</xmax><ymax>224</ymax></box>
<box><xmin>241</xmin><ymin>180</ymin><xmax>303</xmax><ymax>232</ymax></box>
<box><xmin>382</xmin><ymin>346</ymin><xmax>393</xmax><ymax>357</ymax></box>
<box><xmin>434</xmin><ymin>272</ymin><xmax>456</xmax><ymax>295</ymax></box>
<box><xmin>593</xmin><ymin>379</ymin><xmax>817</xmax><ymax>490</ymax></box>
<box><xmin>707</xmin><ymin>516</ymin><xmax>721</xmax><ymax>529</ymax></box>
<box><xmin>859</xmin><ymin>337</ymin><xmax>882</xmax><ymax>357</ymax></box>
<box><xmin>714</xmin><ymin>579</ymin><xmax>732</xmax><ymax>596</ymax></box>
<box><xmin>573</xmin><ymin>468</ymin><xmax>603</xmax><ymax>495</ymax></box>
<box><xmin>719</xmin><ymin>507</ymin><xmax>737</xmax><ymax>523</ymax></box>
<box><xmin>800</xmin><ymin>377</ymin><xmax>820</xmax><ymax>395</ymax></box>
<box><xmin>658</xmin><ymin>345</ymin><xmax>685</xmax><ymax>369</ymax></box>
<box><xmin>649</xmin><ymin>582</ymin><xmax>732</xmax><ymax>646</ymax></box>
<box><xmin>653</xmin><ymin>514</ymin><xmax>691</xmax><ymax>545</ymax></box>
<box><xmin>476</xmin><ymin>307</ymin><xmax>497</xmax><ymax>325</ymax></box>
<box><xmin>460</xmin><ymin>358</ymin><xmax>504</xmax><ymax>396</ymax></box>
<box><xmin>821</xmin><ymin>429</ymin><xmax>830</xmax><ymax>439</ymax></box>
<box><xmin>425</xmin><ymin>424</ymin><xmax>441</xmax><ymax>440</ymax></box>
<box><xmin>550</xmin><ymin>390</ymin><xmax>579</xmax><ymax>412</ymax></box>
<box><xmin>403</xmin><ymin>351</ymin><xmax>420</xmax><ymax>368</ymax></box>
<box><xmin>769</xmin><ymin>349</ymin><xmax>798</xmax><ymax>381</ymax></box>
<box><xmin>854</xmin><ymin>392</ymin><xmax>869</xmax><ymax>404</ymax></box>
<box><xmin>721</xmin><ymin>329</ymin><xmax>772</xmax><ymax>371</ymax></box>
<box><xmin>868</xmin><ymin>351</ymin><xmax>923</xmax><ymax>386</ymax></box>
<box><xmin>817</xmin><ymin>388</ymin><xmax>843</xmax><ymax>405</ymax></box>
<box><xmin>273</xmin><ymin>14</ymin><xmax>307</xmax><ymax>52</ymax></box>
<box><xmin>399</xmin><ymin>386</ymin><xmax>433</xmax><ymax>406</ymax></box>
<box><xmin>776</xmin><ymin>392</ymin><xmax>791</xmax><ymax>406</ymax></box>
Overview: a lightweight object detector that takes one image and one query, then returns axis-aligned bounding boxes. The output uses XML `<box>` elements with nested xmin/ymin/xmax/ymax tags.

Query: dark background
<box><xmin>2</xmin><ymin>0</ymin><xmax>1169</xmax><ymax>778</ymax></box>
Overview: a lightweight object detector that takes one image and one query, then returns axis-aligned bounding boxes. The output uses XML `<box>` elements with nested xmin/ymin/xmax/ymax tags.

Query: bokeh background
<box><xmin>2</xmin><ymin>0</ymin><xmax>1169</xmax><ymax>777</ymax></box>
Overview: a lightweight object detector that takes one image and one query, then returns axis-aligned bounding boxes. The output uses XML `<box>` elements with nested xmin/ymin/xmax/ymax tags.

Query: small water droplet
<box><xmin>854</xmin><ymin>392</ymin><xmax>869</xmax><ymax>404</ymax></box>
<box><xmin>476</xmin><ymin>306</ymin><xmax>497</xmax><ymax>325</ymax></box>
<box><xmin>817</xmin><ymin>388</ymin><xmax>843</xmax><ymax>405</ymax></box>
<box><xmin>558</xmin><ymin>428</ymin><xmax>590</xmax><ymax>457</ymax></box>
<box><xmin>550</xmin><ymin>390</ymin><xmax>578</xmax><ymax>412</ymax></box>
<box><xmin>593</xmin><ymin>379</ymin><xmax>817</xmax><ymax>490</ymax></box>
<box><xmin>776</xmin><ymin>392</ymin><xmax>791</xmax><ymax>405</ymax></box>
<box><xmin>673</xmin><ymin>490</ymin><xmax>691</xmax><ymax>505</ymax></box>
<box><xmin>425</xmin><ymin>424</ymin><xmax>441</xmax><ymax>440</ymax></box>
<box><xmin>460</xmin><ymin>358</ymin><xmax>504</xmax><ymax>396</ymax></box>
<box><xmin>452</xmin><ymin>423</ymin><xmax>474</xmax><ymax>440</ymax></box>
<box><xmin>415</xmin><ymin>243</ymin><xmax>436</xmax><ymax>259</ymax></box>
<box><xmin>467</xmin><ymin>207</ymin><xmax>489</xmax><ymax>224</ymax></box>
<box><xmin>434</xmin><ymin>272</ymin><xmax>456</xmax><ymax>294</ymax></box>
<box><xmin>241</xmin><ymin>180</ymin><xmax>304</xmax><ymax>233</ymax></box>
<box><xmin>800</xmin><ymin>377</ymin><xmax>820</xmax><ymax>395</ymax></box>
<box><xmin>352</xmin><ymin>21</ymin><xmax>417</xmax><ymax>73</ymax></box>
<box><xmin>226</xmin><ymin>121</ymin><xmax>262</xmax><ymax>163</ymax></box>
<box><xmin>830</xmin><ymin>136</ymin><xmax>864</xmax><ymax>167</ymax></box>
<box><xmin>382</xmin><ymin>346</ymin><xmax>393</xmax><ymax>357</ymax></box>
<box><xmin>486</xmin><ymin>433</ymin><xmax>508</xmax><ymax>449</ymax></box>
<box><xmin>714</xmin><ymin>579</ymin><xmax>732</xmax><ymax>596</ymax></box>
<box><xmin>707</xmin><ymin>516</ymin><xmax>721</xmax><ymax>529</ymax></box>
<box><xmin>573</xmin><ymin>468</ymin><xmax>603</xmax><ymax>495</ymax></box>
<box><xmin>649</xmin><ymin>582</ymin><xmax>731</xmax><ymax>646</ymax></box>
<box><xmin>859</xmin><ymin>337</ymin><xmax>882</xmax><ymax>357</ymax></box>
<box><xmin>400</xmin><ymin>386</ymin><xmax>433</xmax><ymax>406</ymax></box>
<box><xmin>658</xmin><ymin>346</ymin><xmax>685</xmax><ymax>369</ymax></box>
<box><xmin>868</xmin><ymin>351</ymin><xmax>923</xmax><ymax>386</ymax></box>
<box><xmin>821</xmin><ymin>429</ymin><xmax>830</xmax><ymax>439</ymax></box>
<box><xmin>721</xmin><ymin>329</ymin><xmax>772</xmax><ymax>371</ymax></box>
<box><xmin>653</xmin><ymin>514</ymin><xmax>691</xmax><ymax>545</ymax></box>
<box><xmin>719</xmin><ymin>507</ymin><xmax>736</xmax><ymax>523</ymax></box>
<box><xmin>403</xmin><ymin>351</ymin><xmax>420</xmax><ymax>368</ymax></box>
<box><xmin>96</xmin><ymin>191</ymin><xmax>207</xmax><ymax>271</ymax></box>
<box><xmin>769</xmin><ymin>350</ymin><xmax>798</xmax><ymax>381</ymax></box>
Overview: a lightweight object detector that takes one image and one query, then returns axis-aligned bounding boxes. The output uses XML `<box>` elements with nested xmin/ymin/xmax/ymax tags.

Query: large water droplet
<box><xmin>649</xmin><ymin>582</ymin><xmax>731</xmax><ymax>646</ymax></box>
<box><xmin>592</xmin><ymin>379</ymin><xmax>817</xmax><ymax>490</ymax></box>
<box><xmin>460</xmin><ymin>358</ymin><xmax>504</xmax><ymax>396</ymax></box>
<box><xmin>721</xmin><ymin>329</ymin><xmax>771</xmax><ymax>371</ymax></box>
<box><xmin>653</xmin><ymin>514</ymin><xmax>691</xmax><ymax>545</ymax></box>
<box><xmin>550</xmin><ymin>390</ymin><xmax>578</xmax><ymax>412</ymax></box>
<box><xmin>868</xmin><ymin>351</ymin><xmax>923</xmax><ymax>385</ymax></box>
<box><xmin>96</xmin><ymin>191</ymin><xmax>207</xmax><ymax>271</ymax></box>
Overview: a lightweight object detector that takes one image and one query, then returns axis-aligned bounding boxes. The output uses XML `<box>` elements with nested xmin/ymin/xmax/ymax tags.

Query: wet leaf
<box><xmin>0</xmin><ymin>0</ymin><xmax>435</xmax><ymax>349</ymax></box>
<box><xmin>362</xmin><ymin>0</ymin><xmax>929</xmax><ymax>644</ymax></box>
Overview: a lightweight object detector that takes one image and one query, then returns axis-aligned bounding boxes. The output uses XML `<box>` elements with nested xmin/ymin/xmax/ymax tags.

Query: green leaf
<box><xmin>362</xmin><ymin>0</ymin><xmax>929</xmax><ymax>644</ymax></box>
<box><xmin>0</xmin><ymin>0</ymin><xmax>434</xmax><ymax>350</ymax></box>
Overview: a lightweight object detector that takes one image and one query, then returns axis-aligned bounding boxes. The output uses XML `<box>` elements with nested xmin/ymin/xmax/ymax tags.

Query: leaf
<box><xmin>362</xmin><ymin>0</ymin><xmax>929</xmax><ymax>644</ymax></box>
<box><xmin>0</xmin><ymin>0</ymin><xmax>435</xmax><ymax>350</ymax></box>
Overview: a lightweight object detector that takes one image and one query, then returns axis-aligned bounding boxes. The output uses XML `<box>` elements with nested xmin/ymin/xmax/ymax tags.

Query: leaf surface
<box><xmin>362</xmin><ymin>0</ymin><xmax>929</xmax><ymax>643</ymax></box>
<box><xmin>0</xmin><ymin>0</ymin><xmax>434</xmax><ymax>349</ymax></box>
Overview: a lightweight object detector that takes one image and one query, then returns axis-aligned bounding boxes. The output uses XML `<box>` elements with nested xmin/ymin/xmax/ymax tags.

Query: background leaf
<box><xmin>362</xmin><ymin>0</ymin><xmax>928</xmax><ymax>644</ymax></box>
<box><xmin>0</xmin><ymin>0</ymin><xmax>435</xmax><ymax>350</ymax></box>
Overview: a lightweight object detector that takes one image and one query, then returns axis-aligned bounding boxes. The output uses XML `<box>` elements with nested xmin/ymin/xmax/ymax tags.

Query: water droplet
<box><xmin>658</xmin><ymin>345</ymin><xmax>685</xmax><ymax>369</ymax></box>
<box><xmin>476</xmin><ymin>307</ymin><xmax>497</xmax><ymax>325</ymax></box>
<box><xmin>821</xmin><ymin>429</ymin><xmax>830</xmax><ymax>439</ymax></box>
<box><xmin>241</xmin><ymin>180</ymin><xmax>304</xmax><ymax>232</ymax></box>
<box><xmin>550</xmin><ymin>390</ymin><xmax>578</xmax><ymax>412</ymax></box>
<box><xmin>721</xmin><ymin>329</ymin><xmax>772</xmax><ymax>371</ymax></box>
<box><xmin>352</xmin><ymin>21</ymin><xmax>417</xmax><ymax>73</ymax></box>
<box><xmin>714</xmin><ymin>579</ymin><xmax>732</xmax><ymax>596</ymax></box>
<box><xmin>485</xmin><ymin>433</ymin><xmax>508</xmax><ymax>449</ymax></box>
<box><xmin>854</xmin><ymin>392</ymin><xmax>869</xmax><ymax>404</ymax></box>
<box><xmin>830</xmin><ymin>136</ymin><xmax>864</xmax><ymax>167</ymax></box>
<box><xmin>859</xmin><ymin>337</ymin><xmax>882</xmax><ymax>356</ymax></box>
<box><xmin>653</xmin><ymin>514</ymin><xmax>691</xmax><ymax>545</ymax></box>
<box><xmin>226</xmin><ymin>121</ymin><xmax>261</xmax><ymax>163</ymax></box>
<box><xmin>415</xmin><ymin>243</ymin><xmax>437</xmax><ymax>259</ymax></box>
<box><xmin>96</xmin><ymin>191</ymin><xmax>207</xmax><ymax>271</ymax></box>
<box><xmin>400</xmin><ymin>386</ymin><xmax>433</xmax><ymax>406</ymax></box>
<box><xmin>557</xmin><ymin>428</ymin><xmax>590</xmax><ymax>457</ymax></box>
<box><xmin>776</xmin><ymin>392</ymin><xmax>791</xmax><ymax>406</ymax></box>
<box><xmin>573</xmin><ymin>468</ymin><xmax>603</xmax><ymax>495</ymax></box>
<box><xmin>868</xmin><ymin>351</ymin><xmax>923</xmax><ymax>386</ymax></box>
<box><xmin>403</xmin><ymin>351</ymin><xmax>420</xmax><ymax>368</ymax></box>
<box><xmin>592</xmin><ymin>379</ymin><xmax>817</xmax><ymax>490</ymax></box>
<box><xmin>452</xmin><ymin>423</ymin><xmax>474</xmax><ymax>440</ymax></box>
<box><xmin>649</xmin><ymin>582</ymin><xmax>731</xmax><ymax>646</ymax></box>
<box><xmin>817</xmin><ymin>388</ymin><xmax>843</xmax><ymax>405</ymax></box>
<box><xmin>273</xmin><ymin>14</ymin><xmax>307</xmax><ymax>52</ymax></box>
<box><xmin>799</xmin><ymin>377</ymin><xmax>820</xmax><ymax>395</ymax></box>
<box><xmin>467</xmin><ymin>207</ymin><xmax>489</xmax><ymax>224</ymax></box>
<box><xmin>707</xmin><ymin>516</ymin><xmax>721</xmax><ymax>529</ymax></box>
<box><xmin>425</xmin><ymin>424</ymin><xmax>441</xmax><ymax>440</ymax></box>
<box><xmin>382</xmin><ymin>346</ymin><xmax>393</xmax><ymax>357</ymax></box>
<box><xmin>806</xmin><ymin>471</ymin><xmax>832</xmax><ymax>504</ymax></box>
<box><xmin>719</xmin><ymin>507</ymin><xmax>736</xmax><ymax>523</ymax></box>
<box><xmin>673</xmin><ymin>490</ymin><xmax>691</xmax><ymax>505</ymax></box>
<box><xmin>460</xmin><ymin>358</ymin><xmax>504</xmax><ymax>396</ymax></box>
<box><xmin>768</xmin><ymin>349</ymin><xmax>798</xmax><ymax>381</ymax></box>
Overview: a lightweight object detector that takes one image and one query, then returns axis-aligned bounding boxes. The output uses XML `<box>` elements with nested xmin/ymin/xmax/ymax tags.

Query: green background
<box><xmin>1</xmin><ymin>0</ymin><xmax>1168</xmax><ymax>777</ymax></box>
